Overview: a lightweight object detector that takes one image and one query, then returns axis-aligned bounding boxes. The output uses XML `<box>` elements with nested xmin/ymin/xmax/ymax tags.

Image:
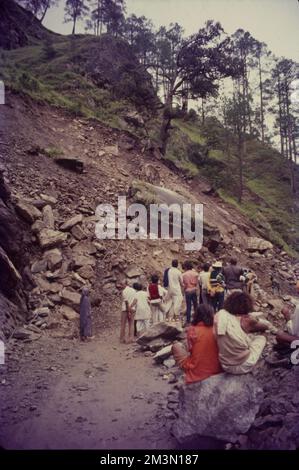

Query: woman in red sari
<box><xmin>172</xmin><ymin>304</ymin><xmax>222</xmax><ymax>384</ymax></box>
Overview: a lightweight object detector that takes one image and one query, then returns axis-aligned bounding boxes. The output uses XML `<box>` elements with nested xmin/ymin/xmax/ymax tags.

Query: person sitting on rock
<box><xmin>117</xmin><ymin>279</ymin><xmax>136</xmax><ymax>344</ymax></box>
<box><xmin>172</xmin><ymin>304</ymin><xmax>222</xmax><ymax>384</ymax></box>
<box><xmin>80</xmin><ymin>287</ymin><xmax>93</xmax><ymax>342</ymax></box>
<box><xmin>276</xmin><ymin>299</ymin><xmax>299</xmax><ymax>347</ymax></box>
<box><xmin>214</xmin><ymin>292</ymin><xmax>267</xmax><ymax>374</ymax></box>
<box><xmin>147</xmin><ymin>274</ymin><xmax>167</xmax><ymax>324</ymax></box>
<box><xmin>131</xmin><ymin>283</ymin><xmax>151</xmax><ymax>337</ymax></box>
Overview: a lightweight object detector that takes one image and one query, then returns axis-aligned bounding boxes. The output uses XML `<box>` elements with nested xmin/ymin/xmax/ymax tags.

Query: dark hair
<box><xmin>133</xmin><ymin>282</ymin><xmax>142</xmax><ymax>291</ymax></box>
<box><xmin>203</xmin><ymin>263</ymin><xmax>210</xmax><ymax>272</ymax></box>
<box><xmin>230</xmin><ymin>258</ymin><xmax>237</xmax><ymax>265</ymax></box>
<box><xmin>192</xmin><ymin>304</ymin><xmax>215</xmax><ymax>327</ymax></box>
<box><xmin>184</xmin><ymin>260</ymin><xmax>193</xmax><ymax>271</ymax></box>
<box><xmin>151</xmin><ymin>274</ymin><xmax>159</xmax><ymax>284</ymax></box>
<box><xmin>224</xmin><ymin>292</ymin><xmax>253</xmax><ymax>316</ymax></box>
<box><xmin>172</xmin><ymin>259</ymin><xmax>179</xmax><ymax>268</ymax></box>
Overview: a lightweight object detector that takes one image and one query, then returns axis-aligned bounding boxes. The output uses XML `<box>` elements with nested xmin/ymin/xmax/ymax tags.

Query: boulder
<box><xmin>173</xmin><ymin>373</ymin><xmax>263</xmax><ymax>444</ymax></box>
<box><xmin>60</xmin><ymin>214</ymin><xmax>83</xmax><ymax>231</ymax></box>
<box><xmin>60</xmin><ymin>289</ymin><xmax>81</xmax><ymax>311</ymax></box>
<box><xmin>267</xmin><ymin>298</ymin><xmax>284</xmax><ymax>312</ymax></box>
<box><xmin>12</xmin><ymin>327</ymin><xmax>40</xmax><ymax>341</ymax></box>
<box><xmin>247</xmin><ymin>237</ymin><xmax>273</xmax><ymax>253</ymax></box>
<box><xmin>38</xmin><ymin>229</ymin><xmax>68</xmax><ymax>249</ymax></box>
<box><xmin>137</xmin><ymin>322</ymin><xmax>183</xmax><ymax>346</ymax></box>
<box><xmin>124</xmin><ymin>111</ymin><xmax>144</xmax><ymax>128</ymax></box>
<box><xmin>125</xmin><ymin>265</ymin><xmax>143</xmax><ymax>278</ymax></box>
<box><xmin>153</xmin><ymin>345</ymin><xmax>172</xmax><ymax>363</ymax></box>
<box><xmin>71</xmin><ymin>225</ymin><xmax>86</xmax><ymax>240</ymax></box>
<box><xmin>15</xmin><ymin>200</ymin><xmax>42</xmax><ymax>224</ymax></box>
<box><xmin>33</xmin><ymin>307</ymin><xmax>50</xmax><ymax>318</ymax></box>
<box><xmin>42</xmin><ymin>205</ymin><xmax>55</xmax><ymax>229</ymax></box>
<box><xmin>142</xmin><ymin>163</ymin><xmax>160</xmax><ymax>185</ymax></box>
<box><xmin>77</xmin><ymin>265</ymin><xmax>94</xmax><ymax>280</ymax></box>
<box><xmin>31</xmin><ymin>219</ymin><xmax>46</xmax><ymax>234</ymax></box>
<box><xmin>148</xmin><ymin>337</ymin><xmax>172</xmax><ymax>353</ymax></box>
<box><xmin>72</xmin><ymin>254</ymin><xmax>95</xmax><ymax>269</ymax></box>
<box><xmin>43</xmin><ymin>248</ymin><xmax>63</xmax><ymax>270</ymax></box>
<box><xmin>60</xmin><ymin>305</ymin><xmax>79</xmax><ymax>321</ymax></box>
<box><xmin>31</xmin><ymin>259</ymin><xmax>48</xmax><ymax>274</ymax></box>
<box><xmin>40</xmin><ymin>194</ymin><xmax>57</xmax><ymax>206</ymax></box>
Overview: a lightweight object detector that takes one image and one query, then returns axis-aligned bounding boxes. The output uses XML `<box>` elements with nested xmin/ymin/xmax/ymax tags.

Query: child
<box><xmin>132</xmin><ymin>283</ymin><xmax>151</xmax><ymax>336</ymax></box>
<box><xmin>147</xmin><ymin>274</ymin><xmax>167</xmax><ymax>324</ymax></box>
<box><xmin>80</xmin><ymin>287</ymin><xmax>93</xmax><ymax>341</ymax></box>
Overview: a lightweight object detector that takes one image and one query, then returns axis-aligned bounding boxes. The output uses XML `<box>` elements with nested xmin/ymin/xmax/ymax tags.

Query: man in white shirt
<box><xmin>167</xmin><ymin>259</ymin><xmax>183</xmax><ymax>321</ymax></box>
<box><xmin>117</xmin><ymin>280</ymin><xmax>136</xmax><ymax>343</ymax></box>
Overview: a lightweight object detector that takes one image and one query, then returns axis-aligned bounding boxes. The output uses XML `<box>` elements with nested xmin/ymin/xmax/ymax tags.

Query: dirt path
<box><xmin>0</xmin><ymin>328</ymin><xmax>176</xmax><ymax>449</ymax></box>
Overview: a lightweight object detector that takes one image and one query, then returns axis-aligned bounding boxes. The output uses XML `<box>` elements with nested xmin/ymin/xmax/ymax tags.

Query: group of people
<box><xmin>79</xmin><ymin>257</ymin><xmax>299</xmax><ymax>385</ymax></box>
<box><xmin>117</xmin><ymin>257</ymin><xmax>258</xmax><ymax>344</ymax></box>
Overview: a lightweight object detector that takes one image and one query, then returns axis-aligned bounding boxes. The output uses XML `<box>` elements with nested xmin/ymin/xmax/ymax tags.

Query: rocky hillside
<box><xmin>0</xmin><ymin>0</ymin><xmax>54</xmax><ymax>49</ymax></box>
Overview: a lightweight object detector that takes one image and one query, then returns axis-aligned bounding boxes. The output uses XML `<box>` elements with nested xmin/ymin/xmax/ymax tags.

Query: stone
<box><xmin>12</xmin><ymin>328</ymin><xmax>40</xmax><ymax>341</ymax></box>
<box><xmin>125</xmin><ymin>265</ymin><xmax>143</xmax><ymax>278</ymax></box>
<box><xmin>38</xmin><ymin>229</ymin><xmax>67</xmax><ymax>249</ymax></box>
<box><xmin>72</xmin><ymin>240</ymin><xmax>97</xmax><ymax>256</ymax></box>
<box><xmin>43</xmin><ymin>248</ymin><xmax>63</xmax><ymax>270</ymax></box>
<box><xmin>247</xmin><ymin>237</ymin><xmax>273</xmax><ymax>253</ymax></box>
<box><xmin>60</xmin><ymin>214</ymin><xmax>83</xmax><ymax>231</ymax></box>
<box><xmin>60</xmin><ymin>289</ymin><xmax>81</xmax><ymax>311</ymax></box>
<box><xmin>40</xmin><ymin>194</ymin><xmax>57</xmax><ymax>206</ymax></box>
<box><xmin>163</xmin><ymin>358</ymin><xmax>176</xmax><ymax>368</ymax></box>
<box><xmin>31</xmin><ymin>219</ymin><xmax>46</xmax><ymax>234</ymax></box>
<box><xmin>148</xmin><ymin>338</ymin><xmax>171</xmax><ymax>353</ymax></box>
<box><xmin>34</xmin><ymin>307</ymin><xmax>50</xmax><ymax>318</ymax></box>
<box><xmin>60</xmin><ymin>305</ymin><xmax>79</xmax><ymax>321</ymax></box>
<box><xmin>137</xmin><ymin>322</ymin><xmax>183</xmax><ymax>346</ymax></box>
<box><xmin>77</xmin><ymin>265</ymin><xmax>94</xmax><ymax>280</ymax></box>
<box><xmin>173</xmin><ymin>373</ymin><xmax>263</xmax><ymax>444</ymax></box>
<box><xmin>103</xmin><ymin>145</ymin><xmax>119</xmax><ymax>157</ymax></box>
<box><xmin>143</xmin><ymin>163</ymin><xmax>160</xmax><ymax>185</ymax></box>
<box><xmin>267</xmin><ymin>298</ymin><xmax>284</xmax><ymax>312</ymax></box>
<box><xmin>124</xmin><ymin>111</ymin><xmax>144</xmax><ymax>127</ymax></box>
<box><xmin>42</xmin><ymin>205</ymin><xmax>55</xmax><ymax>229</ymax></box>
<box><xmin>15</xmin><ymin>200</ymin><xmax>42</xmax><ymax>224</ymax></box>
<box><xmin>71</xmin><ymin>225</ymin><xmax>86</xmax><ymax>240</ymax></box>
<box><xmin>31</xmin><ymin>259</ymin><xmax>48</xmax><ymax>274</ymax></box>
<box><xmin>154</xmin><ymin>345</ymin><xmax>173</xmax><ymax>363</ymax></box>
<box><xmin>73</xmin><ymin>254</ymin><xmax>96</xmax><ymax>269</ymax></box>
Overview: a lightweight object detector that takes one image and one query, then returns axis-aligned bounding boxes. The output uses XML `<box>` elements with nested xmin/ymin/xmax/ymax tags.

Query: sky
<box><xmin>43</xmin><ymin>0</ymin><xmax>299</xmax><ymax>62</ymax></box>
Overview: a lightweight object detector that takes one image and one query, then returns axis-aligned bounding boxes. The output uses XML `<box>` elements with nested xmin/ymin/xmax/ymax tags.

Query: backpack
<box><xmin>163</xmin><ymin>268</ymin><xmax>170</xmax><ymax>288</ymax></box>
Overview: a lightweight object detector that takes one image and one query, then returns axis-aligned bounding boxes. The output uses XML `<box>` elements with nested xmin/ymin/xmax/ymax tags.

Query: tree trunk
<box><xmin>160</xmin><ymin>93</ymin><xmax>173</xmax><ymax>156</ymax></box>
<box><xmin>278</xmin><ymin>77</ymin><xmax>285</xmax><ymax>157</ymax></box>
<box><xmin>72</xmin><ymin>16</ymin><xmax>77</xmax><ymax>35</ymax></box>
<box><xmin>40</xmin><ymin>4</ymin><xmax>49</xmax><ymax>24</ymax></box>
<box><xmin>237</xmin><ymin>130</ymin><xmax>245</xmax><ymax>203</ymax></box>
<box><xmin>258</xmin><ymin>55</ymin><xmax>265</xmax><ymax>142</ymax></box>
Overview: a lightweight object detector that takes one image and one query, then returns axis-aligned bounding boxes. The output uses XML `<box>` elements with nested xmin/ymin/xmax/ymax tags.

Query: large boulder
<box><xmin>60</xmin><ymin>289</ymin><xmax>81</xmax><ymax>311</ymax></box>
<box><xmin>137</xmin><ymin>322</ymin><xmax>182</xmax><ymax>346</ymax></box>
<box><xmin>173</xmin><ymin>373</ymin><xmax>263</xmax><ymax>444</ymax></box>
<box><xmin>247</xmin><ymin>237</ymin><xmax>273</xmax><ymax>253</ymax></box>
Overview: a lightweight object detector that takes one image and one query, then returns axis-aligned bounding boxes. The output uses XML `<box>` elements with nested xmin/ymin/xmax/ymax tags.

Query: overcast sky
<box><xmin>44</xmin><ymin>0</ymin><xmax>299</xmax><ymax>61</ymax></box>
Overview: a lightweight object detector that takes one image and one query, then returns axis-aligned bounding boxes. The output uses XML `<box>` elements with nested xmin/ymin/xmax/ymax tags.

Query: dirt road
<box><xmin>0</xmin><ymin>328</ymin><xmax>176</xmax><ymax>449</ymax></box>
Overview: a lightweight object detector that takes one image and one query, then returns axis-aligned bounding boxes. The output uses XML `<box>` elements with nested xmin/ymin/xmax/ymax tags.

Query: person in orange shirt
<box><xmin>172</xmin><ymin>304</ymin><xmax>222</xmax><ymax>384</ymax></box>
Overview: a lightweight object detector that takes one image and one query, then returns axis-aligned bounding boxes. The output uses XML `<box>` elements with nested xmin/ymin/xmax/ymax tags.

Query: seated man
<box><xmin>214</xmin><ymin>292</ymin><xmax>267</xmax><ymax>375</ymax></box>
<box><xmin>172</xmin><ymin>304</ymin><xmax>222</xmax><ymax>384</ymax></box>
<box><xmin>276</xmin><ymin>303</ymin><xmax>299</xmax><ymax>346</ymax></box>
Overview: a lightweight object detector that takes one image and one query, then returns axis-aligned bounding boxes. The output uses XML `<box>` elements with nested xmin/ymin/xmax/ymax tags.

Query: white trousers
<box><xmin>167</xmin><ymin>290</ymin><xmax>183</xmax><ymax>320</ymax></box>
<box><xmin>222</xmin><ymin>335</ymin><xmax>266</xmax><ymax>375</ymax></box>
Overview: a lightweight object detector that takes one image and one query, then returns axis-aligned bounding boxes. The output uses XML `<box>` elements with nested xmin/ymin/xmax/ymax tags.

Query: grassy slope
<box><xmin>0</xmin><ymin>35</ymin><xmax>147</xmax><ymax>129</ymax></box>
<box><xmin>165</xmin><ymin>117</ymin><xmax>299</xmax><ymax>256</ymax></box>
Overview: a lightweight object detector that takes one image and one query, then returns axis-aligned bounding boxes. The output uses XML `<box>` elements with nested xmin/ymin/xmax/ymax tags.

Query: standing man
<box><xmin>117</xmin><ymin>279</ymin><xmax>136</xmax><ymax>344</ymax></box>
<box><xmin>223</xmin><ymin>258</ymin><xmax>244</xmax><ymax>296</ymax></box>
<box><xmin>182</xmin><ymin>261</ymin><xmax>199</xmax><ymax>325</ymax></box>
<box><xmin>167</xmin><ymin>259</ymin><xmax>183</xmax><ymax>322</ymax></box>
<box><xmin>199</xmin><ymin>263</ymin><xmax>211</xmax><ymax>305</ymax></box>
